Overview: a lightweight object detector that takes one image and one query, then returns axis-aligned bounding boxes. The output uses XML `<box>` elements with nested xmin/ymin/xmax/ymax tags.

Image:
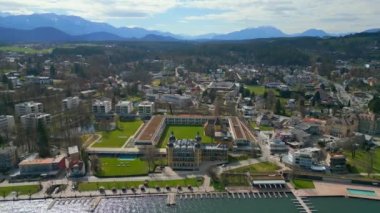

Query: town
<box><xmin>1</xmin><ymin>38</ymin><xmax>380</xmax><ymax>212</ymax></box>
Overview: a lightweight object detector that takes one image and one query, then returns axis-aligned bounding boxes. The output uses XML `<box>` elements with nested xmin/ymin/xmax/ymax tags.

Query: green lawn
<box><xmin>92</xmin><ymin>120</ymin><xmax>143</xmax><ymax>148</ymax></box>
<box><xmin>78</xmin><ymin>181</ymin><xmax>144</xmax><ymax>191</ymax></box>
<box><xmin>245</xmin><ymin>85</ymin><xmax>279</xmax><ymax>96</ymax></box>
<box><xmin>291</xmin><ymin>179</ymin><xmax>315</xmax><ymax>189</ymax></box>
<box><xmin>0</xmin><ymin>184</ymin><xmax>41</xmax><ymax>196</ymax></box>
<box><xmin>229</xmin><ymin>162</ymin><xmax>280</xmax><ymax>173</ymax></box>
<box><xmin>78</xmin><ymin>178</ymin><xmax>202</xmax><ymax>192</ymax></box>
<box><xmin>0</xmin><ymin>46</ymin><xmax>52</xmax><ymax>54</ymax></box>
<box><xmin>221</xmin><ymin>174</ymin><xmax>250</xmax><ymax>186</ymax></box>
<box><xmin>250</xmin><ymin>122</ymin><xmax>274</xmax><ymax>131</ymax></box>
<box><xmin>96</xmin><ymin>157</ymin><xmax>149</xmax><ymax>177</ymax></box>
<box><xmin>157</xmin><ymin>125</ymin><xmax>213</xmax><ymax>148</ymax></box>
<box><xmin>344</xmin><ymin>148</ymin><xmax>380</xmax><ymax>173</ymax></box>
<box><xmin>148</xmin><ymin>178</ymin><xmax>203</xmax><ymax>187</ymax></box>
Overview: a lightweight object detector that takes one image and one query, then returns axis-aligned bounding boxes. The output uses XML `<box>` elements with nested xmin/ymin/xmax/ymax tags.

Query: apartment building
<box><xmin>15</xmin><ymin>101</ymin><xmax>43</xmax><ymax>116</ymax></box>
<box><xmin>62</xmin><ymin>96</ymin><xmax>80</xmax><ymax>111</ymax></box>
<box><xmin>20</xmin><ymin>113</ymin><xmax>51</xmax><ymax>129</ymax></box>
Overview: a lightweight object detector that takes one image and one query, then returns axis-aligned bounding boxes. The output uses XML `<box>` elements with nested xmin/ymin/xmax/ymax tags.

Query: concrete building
<box><xmin>0</xmin><ymin>115</ymin><xmax>15</xmax><ymax>132</ymax></box>
<box><xmin>293</xmin><ymin>148</ymin><xmax>320</xmax><ymax>169</ymax></box>
<box><xmin>20</xmin><ymin>113</ymin><xmax>51</xmax><ymax>129</ymax></box>
<box><xmin>330</xmin><ymin>155</ymin><xmax>347</xmax><ymax>173</ymax></box>
<box><xmin>167</xmin><ymin>139</ymin><xmax>202</xmax><ymax>170</ymax></box>
<box><xmin>158</xmin><ymin>94</ymin><xmax>192</xmax><ymax>108</ymax></box>
<box><xmin>25</xmin><ymin>76</ymin><xmax>52</xmax><ymax>85</ymax></box>
<box><xmin>92</xmin><ymin>98</ymin><xmax>112</xmax><ymax>114</ymax></box>
<box><xmin>0</xmin><ymin>145</ymin><xmax>18</xmax><ymax>171</ymax></box>
<box><xmin>326</xmin><ymin>116</ymin><xmax>358</xmax><ymax>138</ymax></box>
<box><xmin>269</xmin><ymin>139</ymin><xmax>289</xmax><ymax>154</ymax></box>
<box><xmin>15</xmin><ymin>101</ymin><xmax>43</xmax><ymax>116</ymax></box>
<box><xmin>358</xmin><ymin>113</ymin><xmax>380</xmax><ymax>135</ymax></box>
<box><xmin>138</xmin><ymin>101</ymin><xmax>155</xmax><ymax>117</ymax></box>
<box><xmin>167</xmin><ymin>139</ymin><xmax>228</xmax><ymax>170</ymax></box>
<box><xmin>62</xmin><ymin>96</ymin><xmax>80</xmax><ymax>111</ymax></box>
<box><xmin>19</xmin><ymin>155</ymin><xmax>65</xmax><ymax>176</ymax></box>
<box><xmin>115</xmin><ymin>101</ymin><xmax>133</xmax><ymax>115</ymax></box>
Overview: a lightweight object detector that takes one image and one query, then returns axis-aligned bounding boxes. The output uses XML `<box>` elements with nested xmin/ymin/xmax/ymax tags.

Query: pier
<box><xmin>167</xmin><ymin>193</ymin><xmax>176</xmax><ymax>206</ymax></box>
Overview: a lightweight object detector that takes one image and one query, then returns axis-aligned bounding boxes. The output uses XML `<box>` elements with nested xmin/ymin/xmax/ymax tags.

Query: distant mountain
<box><xmin>363</xmin><ymin>28</ymin><xmax>380</xmax><ymax>33</ymax></box>
<box><xmin>296</xmin><ymin>29</ymin><xmax>329</xmax><ymax>37</ymax></box>
<box><xmin>0</xmin><ymin>13</ymin><xmax>177</xmax><ymax>39</ymax></box>
<box><xmin>140</xmin><ymin>34</ymin><xmax>178</xmax><ymax>41</ymax></box>
<box><xmin>0</xmin><ymin>27</ymin><xmax>72</xmax><ymax>43</ymax></box>
<box><xmin>0</xmin><ymin>27</ymin><xmax>176</xmax><ymax>43</ymax></box>
<box><xmin>212</xmin><ymin>26</ymin><xmax>286</xmax><ymax>40</ymax></box>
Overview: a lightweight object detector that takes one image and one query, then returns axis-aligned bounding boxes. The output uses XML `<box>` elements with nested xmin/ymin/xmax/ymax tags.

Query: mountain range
<box><xmin>0</xmin><ymin>13</ymin><xmax>376</xmax><ymax>43</ymax></box>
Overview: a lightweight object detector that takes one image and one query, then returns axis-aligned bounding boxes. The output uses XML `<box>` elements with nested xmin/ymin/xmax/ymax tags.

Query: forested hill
<box><xmin>50</xmin><ymin>31</ymin><xmax>380</xmax><ymax>70</ymax></box>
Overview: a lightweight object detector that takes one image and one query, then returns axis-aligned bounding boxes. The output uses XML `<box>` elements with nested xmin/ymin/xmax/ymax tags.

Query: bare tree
<box><xmin>141</xmin><ymin>146</ymin><xmax>158</xmax><ymax>173</ymax></box>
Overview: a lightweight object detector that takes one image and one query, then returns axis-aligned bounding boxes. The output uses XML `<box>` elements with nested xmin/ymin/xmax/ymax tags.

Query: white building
<box><xmin>138</xmin><ymin>101</ymin><xmax>155</xmax><ymax>117</ymax></box>
<box><xmin>20</xmin><ymin>113</ymin><xmax>51</xmax><ymax>129</ymax></box>
<box><xmin>159</xmin><ymin>94</ymin><xmax>192</xmax><ymax>107</ymax></box>
<box><xmin>293</xmin><ymin>147</ymin><xmax>320</xmax><ymax>169</ymax></box>
<box><xmin>92</xmin><ymin>99</ymin><xmax>112</xmax><ymax>114</ymax></box>
<box><xmin>115</xmin><ymin>101</ymin><xmax>133</xmax><ymax>115</ymax></box>
<box><xmin>0</xmin><ymin>115</ymin><xmax>15</xmax><ymax>132</ymax></box>
<box><xmin>25</xmin><ymin>76</ymin><xmax>52</xmax><ymax>85</ymax></box>
<box><xmin>15</xmin><ymin>101</ymin><xmax>43</xmax><ymax>116</ymax></box>
<box><xmin>242</xmin><ymin>105</ymin><xmax>254</xmax><ymax>118</ymax></box>
<box><xmin>62</xmin><ymin>96</ymin><xmax>80</xmax><ymax>111</ymax></box>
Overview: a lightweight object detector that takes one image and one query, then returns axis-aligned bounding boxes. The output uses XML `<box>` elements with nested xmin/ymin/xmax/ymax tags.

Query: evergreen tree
<box><xmin>37</xmin><ymin>122</ymin><xmax>50</xmax><ymax>158</ymax></box>
<box><xmin>50</xmin><ymin>65</ymin><xmax>56</xmax><ymax>78</ymax></box>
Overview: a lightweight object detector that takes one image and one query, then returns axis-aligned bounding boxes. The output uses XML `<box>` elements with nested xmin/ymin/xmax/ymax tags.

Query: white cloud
<box><xmin>0</xmin><ymin>0</ymin><xmax>378</xmax><ymax>33</ymax></box>
<box><xmin>0</xmin><ymin>0</ymin><xmax>178</xmax><ymax>21</ymax></box>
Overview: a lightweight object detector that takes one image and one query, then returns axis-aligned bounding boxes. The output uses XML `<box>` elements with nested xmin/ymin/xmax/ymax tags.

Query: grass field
<box><xmin>250</xmin><ymin>122</ymin><xmax>274</xmax><ymax>131</ymax></box>
<box><xmin>158</xmin><ymin>125</ymin><xmax>213</xmax><ymax>148</ymax></box>
<box><xmin>0</xmin><ymin>184</ymin><xmax>41</xmax><ymax>196</ymax></box>
<box><xmin>229</xmin><ymin>162</ymin><xmax>280</xmax><ymax>173</ymax></box>
<box><xmin>291</xmin><ymin>179</ymin><xmax>315</xmax><ymax>189</ymax></box>
<box><xmin>0</xmin><ymin>46</ymin><xmax>52</xmax><ymax>54</ymax></box>
<box><xmin>96</xmin><ymin>157</ymin><xmax>149</xmax><ymax>177</ymax></box>
<box><xmin>151</xmin><ymin>79</ymin><xmax>161</xmax><ymax>87</ymax></box>
<box><xmin>78</xmin><ymin>178</ymin><xmax>202</xmax><ymax>191</ymax></box>
<box><xmin>245</xmin><ymin>85</ymin><xmax>280</xmax><ymax>96</ymax></box>
<box><xmin>78</xmin><ymin>181</ymin><xmax>144</xmax><ymax>191</ymax></box>
<box><xmin>344</xmin><ymin>148</ymin><xmax>380</xmax><ymax>173</ymax></box>
<box><xmin>92</xmin><ymin>120</ymin><xmax>143</xmax><ymax>148</ymax></box>
<box><xmin>221</xmin><ymin>174</ymin><xmax>250</xmax><ymax>186</ymax></box>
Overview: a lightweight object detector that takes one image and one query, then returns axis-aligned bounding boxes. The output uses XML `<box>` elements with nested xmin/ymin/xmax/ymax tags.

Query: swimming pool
<box><xmin>347</xmin><ymin>188</ymin><xmax>377</xmax><ymax>197</ymax></box>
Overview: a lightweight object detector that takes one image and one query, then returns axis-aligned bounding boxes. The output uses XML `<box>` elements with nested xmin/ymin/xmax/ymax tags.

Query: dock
<box><xmin>167</xmin><ymin>193</ymin><xmax>176</xmax><ymax>206</ymax></box>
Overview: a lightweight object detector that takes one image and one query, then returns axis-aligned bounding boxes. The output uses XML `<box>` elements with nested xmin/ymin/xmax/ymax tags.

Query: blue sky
<box><xmin>0</xmin><ymin>0</ymin><xmax>379</xmax><ymax>35</ymax></box>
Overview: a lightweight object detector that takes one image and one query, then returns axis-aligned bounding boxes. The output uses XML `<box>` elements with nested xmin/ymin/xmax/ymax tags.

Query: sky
<box><xmin>0</xmin><ymin>0</ymin><xmax>379</xmax><ymax>35</ymax></box>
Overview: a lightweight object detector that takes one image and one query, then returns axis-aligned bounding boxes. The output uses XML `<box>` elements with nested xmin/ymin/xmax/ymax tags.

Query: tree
<box><xmin>347</xmin><ymin>99</ymin><xmax>351</xmax><ymax>107</ymax></box>
<box><xmin>274</xmin><ymin>99</ymin><xmax>284</xmax><ymax>115</ymax></box>
<box><xmin>368</xmin><ymin>96</ymin><xmax>380</xmax><ymax>114</ymax></box>
<box><xmin>314</xmin><ymin>91</ymin><xmax>321</xmax><ymax>104</ymax></box>
<box><xmin>142</xmin><ymin>146</ymin><xmax>158</xmax><ymax>172</ymax></box>
<box><xmin>50</xmin><ymin>65</ymin><xmax>56</xmax><ymax>78</ymax></box>
<box><xmin>89</xmin><ymin>155</ymin><xmax>100</xmax><ymax>174</ymax></box>
<box><xmin>37</xmin><ymin>122</ymin><xmax>50</xmax><ymax>158</ymax></box>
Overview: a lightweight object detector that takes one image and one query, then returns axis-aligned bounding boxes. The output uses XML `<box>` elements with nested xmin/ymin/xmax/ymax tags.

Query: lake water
<box><xmin>0</xmin><ymin>194</ymin><xmax>379</xmax><ymax>213</ymax></box>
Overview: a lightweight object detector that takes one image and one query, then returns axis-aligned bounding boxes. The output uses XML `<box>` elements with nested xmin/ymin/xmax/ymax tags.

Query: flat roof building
<box><xmin>62</xmin><ymin>96</ymin><xmax>80</xmax><ymax>111</ymax></box>
<box><xmin>15</xmin><ymin>101</ymin><xmax>43</xmax><ymax>116</ymax></box>
<box><xmin>92</xmin><ymin>98</ymin><xmax>112</xmax><ymax>114</ymax></box>
<box><xmin>20</xmin><ymin>113</ymin><xmax>51</xmax><ymax>129</ymax></box>
<box><xmin>115</xmin><ymin>101</ymin><xmax>133</xmax><ymax>115</ymax></box>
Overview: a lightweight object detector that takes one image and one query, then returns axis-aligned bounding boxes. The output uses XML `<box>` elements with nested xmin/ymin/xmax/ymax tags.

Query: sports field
<box><xmin>92</xmin><ymin>120</ymin><xmax>143</xmax><ymax>148</ymax></box>
<box><xmin>96</xmin><ymin>157</ymin><xmax>149</xmax><ymax>177</ymax></box>
<box><xmin>158</xmin><ymin>125</ymin><xmax>213</xmax><ymax>148</ymax></box>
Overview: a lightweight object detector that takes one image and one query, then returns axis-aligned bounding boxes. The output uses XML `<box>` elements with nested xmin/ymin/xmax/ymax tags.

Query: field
<box><xmin>250</xmin><ymin>122</ymin><xmax>274</xmax><ymax>131</ymax></box>
<box><xmin>78</xmin><ymin>178</ymin><xmax>202</xmax><ymax>191</ymax></box>
<box><xmin>245</xmin><ymin>85</ymin><xmax>280</xmax><ymax>96</ymax></box>
<box><xmin>291</xmin><ymin>179</ymin><xmax>315</xmax><ymax>189</ymax></box>
<box><xmin>228</xmin><ymin>162</ymin><xmax>280</xmax><ymax>173</ymax></box>
<box><xmin>344</xmin><ymin>148</ymin><xmax>380</xmax><ymax>173</ymax></box>
<box><xmin>0</xmin><ymin>184</ymin><xmax>41</xmax><ymax>196</ymax></box>
<box><xmin>0</xmin><ymin>46</ymin><xmax>52</xmax><ymax>54</ymax></box>
<box><xmin>96</xmin><ymin>157</ymin><xmax>149</xmax><ymax>177</ymax></box>
<box><xmin>92</xmin><ymin>120</ymin><xmax>143</xmax><ymax>148</ymax></box>
<box><xmin>158</xmin><ymin>125</ymin><xmax>213</xmax><ymax>148</ymax></box>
